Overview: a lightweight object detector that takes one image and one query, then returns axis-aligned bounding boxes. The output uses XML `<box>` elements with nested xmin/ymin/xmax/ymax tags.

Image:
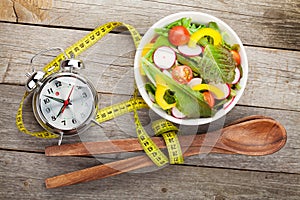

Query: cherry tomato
<box><xmin>203</xmin><ymin>91</ymin><xmax>215</xmax><ymax>108</ymax></box>
<box><xmin>168</xmin><ymin>26</ymin><xmax>190</xmax><ymax>46</ymax></box>
<box><xmin>231</xmin><ymin>50</ymin><xmax>241</xmax><ymax>65</ymax></box>
<box><xmin>171</xmin><ymin>65</ymin><xmax>193</xmax><ymax>84</ymax></box>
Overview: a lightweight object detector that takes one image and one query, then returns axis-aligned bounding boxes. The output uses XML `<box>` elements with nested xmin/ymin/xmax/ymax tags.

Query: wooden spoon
<box><xmin>45</xmin><ymin>117</ymin><xmax>286</xmax><ymax>189</ymax></box>
<box><xmin>45</xmin><ymin>115</ymin><xmax>276</xmax><ymax>157</ymax></box>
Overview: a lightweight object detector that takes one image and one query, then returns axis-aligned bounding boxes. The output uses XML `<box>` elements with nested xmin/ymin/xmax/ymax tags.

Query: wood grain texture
<box><xmin>0</xmin><ymin>23</ymin><xmax>299</xmax><ymax>111</ymax></box>
<box><xmin>1</xmin><ymin>150</ymin><xmax>300</xmax><ymax>199</ymax></box>
<box><xmin>0</xmin><ymin>0</ymin><xmax>299</xmax><ymax>50</ymax></box>
<box><xmin>0</xmin><ymin>0</ymin><xmax>299</xmax><ymax>197</ymax></box>
<box><xmin>0</xmin><ymin>0</ymin><xmax>16</xmax><ymax>22</ymax></box>
<box><xmin>45</xmin><ymin>155</ymin><xmax>153</xmax><ymax>188</ymax></box>
<box><xmin>0</xmin><ymin>84</ymin><xmax>299</xmax><ymax>174</ymax></box>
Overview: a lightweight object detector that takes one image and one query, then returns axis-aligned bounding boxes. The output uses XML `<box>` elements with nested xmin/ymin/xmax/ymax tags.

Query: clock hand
<box><xmin>56</xmin><ymin>104</ymin><xmax>65</xmax><ymax>118</ymax></box>
<box><xmin>44</xmin><ymin>95</ymin><xmax>65</xmax><ymax>103</ymax></box>
<box><xmin>56</xmin><ymin>100</ymin><xmax>72</xmax><ymax>118</ymax></box>
<box><xmin>56</xmin><ymin>86</ymin><xmax>75</xmax><ymax>118</ymax></box>
<box><xmin>67</xmin><ymin>85</ymin><xmax>75</xmax><ymax>101</ymax></box>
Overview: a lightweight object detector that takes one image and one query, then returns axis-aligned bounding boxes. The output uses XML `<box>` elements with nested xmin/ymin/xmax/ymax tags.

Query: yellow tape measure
<box><xmin>132</xmin><ymin>89</ymin><xmax>169</xmax><ymax>166</ymax></box>
<box><xmin>43</xmin><ymin>22</ymin><xmax>127</xmax><ymax>75</ymax></box>
<box><xmin>16</xmin><ymin>91</ymin><xmax>58</xmax><ymax>139</ymax></box>
<box><xmin>152</xmin><ymin>119</ymin><xmax>184</xmax><ymax>164</ymax></box>
<box><xmin>16</xmin><ymin>22</ymin><xmax>184</xmax><ymax>166</ymax></box>
<box><xmin>96</xmin><ymin>97</ymin><xmax>147</xmax><ymax>123</ymax></box>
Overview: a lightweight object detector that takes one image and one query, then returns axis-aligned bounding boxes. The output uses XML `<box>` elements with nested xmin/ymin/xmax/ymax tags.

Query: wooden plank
<box><xmin>0</xmin><ymin>0</ymin><xmax>299</xmax><ymax>50</ymax></box>
<box><xmin>0</xmin><ymin>150</ymin><xmax>300</xmax><ymax>199</ymax></box>
<box><xmin>0</xmin><ymin>84</ymin><xmax>299</xmax><ymax>174</ymax></box>
<box><xmin>0</xmin><ymin>1</ymin><xmax>298</xmax><ymax>199</ymax></box>
<box><xmin>0</xmin><ymin>23</ymin><xmax>299</xmax><ymax>110</ymax></box>
<box><xmin>0</xmin><ymin>0</ymin><xmax>16</xmax><ymax>22</ymax></box>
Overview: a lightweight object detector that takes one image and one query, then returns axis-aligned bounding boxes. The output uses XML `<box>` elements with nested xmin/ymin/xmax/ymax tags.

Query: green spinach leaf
<box><xmin>199</xmin><ymin>44</ymin><xmax>236</xmax><ymax>83</ymax></box>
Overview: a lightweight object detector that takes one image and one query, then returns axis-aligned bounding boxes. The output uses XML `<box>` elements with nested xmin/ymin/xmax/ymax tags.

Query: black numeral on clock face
<box><xmin>55</xmin><ymin>81</ymin><xmax>62</xmax><ymax>87</ymax></box>
<box><xmin>47</xmin><ymin>88</ymin><xmax>54</xmax><ymax>94</ymax></box>
<box><xmin>45</xmin><ymin>107</ymin><xmax>51</xmax><ymax>113</ymax></box>
<box><xmin>44</xmin><ymin>98</ymin><xmax>50</xmax><ymax>104</ymax></box>
<box><xmin>82</xmin><ymin>92</ymin><xmax>87</xmax><ymax>98</ymax></box>
<box><xmin>61</xmin><ymin>120</ymin><xmax>66</xmax><ymax>125</ymax></box>
<box><xmin>72</xmin><ymin>119</ymin><xmax>77</xmax><ymax>124</ymax></box>
<box><xmin>51</xmin><ymin>116</ymin><xmax>56</xmax><ymax>121</ymax></box>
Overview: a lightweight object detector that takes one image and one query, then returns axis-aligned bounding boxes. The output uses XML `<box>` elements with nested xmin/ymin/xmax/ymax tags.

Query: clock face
<box><xmin>36</xmin><ymin>74</ymin><xmax>96</xmax><ymax>131</ymax></box>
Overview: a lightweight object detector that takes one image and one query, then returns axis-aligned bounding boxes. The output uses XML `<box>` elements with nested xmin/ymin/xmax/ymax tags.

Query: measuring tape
<box><xmin>16</xmin><ymin>22</ymin><xmax>184</xmax><ymax>166</ymax></box>
<box><xmin>152</xmin><ymin>119</ymin><xmax>184</xmax><ymax>164</ymax></box>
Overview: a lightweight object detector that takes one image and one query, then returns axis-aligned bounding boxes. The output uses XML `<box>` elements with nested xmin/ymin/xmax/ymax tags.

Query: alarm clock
<box><xmin>25</xmin><ymin>49</ymin><xmax>99</xmax><ymax>139</ymax></box>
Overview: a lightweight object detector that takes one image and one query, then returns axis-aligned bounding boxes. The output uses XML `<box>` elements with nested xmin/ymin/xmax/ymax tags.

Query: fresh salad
<box><xmin>140</xmin><ymin>17</ymin><xmax>243</xmax><ymax>119</ymax></box>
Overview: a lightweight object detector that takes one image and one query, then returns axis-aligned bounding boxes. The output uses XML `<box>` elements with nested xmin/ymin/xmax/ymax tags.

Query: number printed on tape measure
<box><xmin>134</xmin><ymin>112</ymin><xmax>169</xmax><ymax>167</ymax></box>
<box><xmin>152</xmin><ymin>119</ymin><xmax>178</xmax><ymax>136</ymax></box>
<box><xmin>162</xmin><ymin>131</ymin><xmax>184</xmax><ymax>164</ymax></box>
<box><xmin>152</xmin><ymin>119</ymin><xmax>184</xmax><ymax>164</ymax></box>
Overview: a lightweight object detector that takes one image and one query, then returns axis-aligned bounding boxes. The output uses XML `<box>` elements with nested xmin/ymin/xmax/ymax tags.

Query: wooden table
<box><xmin>0</xmin><ymin>0</ymin><xmax>299</xmax><ymax>199</ymax></box>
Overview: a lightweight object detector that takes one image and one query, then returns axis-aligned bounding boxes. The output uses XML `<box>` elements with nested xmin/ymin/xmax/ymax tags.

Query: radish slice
<box><xmin>162</xmin><ymin>69</ymin><xmax>172</xmax><ymax>78</ymax></box>
<box><xmin>210</xmin><ymin>83</ymin><xmax>231</xmax><ymax>100</ymax></box>
<box><xmin>224</xmin><ymin>96</ymin><xmax>235</xmax><ymax>110</ymax></box>
<box><xmin>171</xmin><ymin>107</ymin><xmax>186</xmax><ymax>119</ymax></box>
<box><xmin>231</xmin><ymin>67</ymin><xmax>241</xmax><ymax>84</ymax></box>
<box><xmin>153</xmin><ymin>46</ymin><xmax>176</xmax><ymax>69</ymax></box>
<box><xmin>187</xmin><ymin>78</ymin><xmax>202</xmax><ymax>88</ymax></box>
<box><xmin>178</xmin><ymin>44</ymin><xmax>202</xmax><ymax>56</ymax></box>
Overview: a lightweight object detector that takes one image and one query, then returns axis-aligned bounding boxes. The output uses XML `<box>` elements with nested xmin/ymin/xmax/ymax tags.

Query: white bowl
<box><xmin>134</xmin><ymin>12</ymin><xmax>248</xmax><ymax>125</ymax></box>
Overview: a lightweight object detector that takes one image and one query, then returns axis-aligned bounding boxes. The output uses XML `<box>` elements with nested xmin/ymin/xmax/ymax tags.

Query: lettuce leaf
<box><xmin>199</xmin><ymin>44</ymin><xmax>236</xmax><ymax>83</ymax></box>
<box><xmin>141</xmin><ymin>58</ymin><xmax>212</xmax><ymax>118</ymax></box>
<box><xmin>155</xmin><ymin>17</ymin><xmax>206</xmax><ymax>36</ymax></box>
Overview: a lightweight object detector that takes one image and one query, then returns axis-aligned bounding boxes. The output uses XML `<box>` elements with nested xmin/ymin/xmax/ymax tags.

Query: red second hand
<box><xmin>66</xmin><ymin>85</ymin><xmax>75</xmax><ymax>101</ymax></box>
<box><xmin>57</xmin><ymin>85</ymin><xmax>75</xmax><ymax>118</ymax></box>
<box><xmin>62</xmin><ymin>85</ymin><xmax>75</xmax><ymax>113</ymax></box>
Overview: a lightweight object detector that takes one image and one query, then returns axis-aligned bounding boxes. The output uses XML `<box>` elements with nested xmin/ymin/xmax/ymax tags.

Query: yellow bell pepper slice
<box><xmin>155</xmin><ymin>76</ymin><xmax>176</xmax><ymax>110</ymax></box>
<box><xmin>142</xmin><ymin>43</ymin><xmax>154</xmax><ymax>57</ymax></box>
<box><xmin>192</xmin><ymin>84</ymin><xmax>224</xmax><ymax>99</ymax></box>
<box><xmin>188</xmin><ymin>28</ymin><xmax>222</xmax><ymax>47</ymax></box>
<box><xmin>140</xmin><ymin>43</ymin><xmax>154</xmax><ymax>76</ymax></box>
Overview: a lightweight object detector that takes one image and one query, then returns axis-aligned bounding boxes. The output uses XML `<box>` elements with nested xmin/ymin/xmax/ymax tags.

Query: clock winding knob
<box><xmin>61</xmin><ymin>59</ymin><xmax>84</xmax><ymax>71</ymax></box>
<box><xmin>25</xmin><ymin>71</ymin><xmax>45</xmax><ymax>92</ymax></box>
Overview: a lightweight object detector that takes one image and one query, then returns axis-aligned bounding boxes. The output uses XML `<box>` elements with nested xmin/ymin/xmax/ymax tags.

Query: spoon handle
<box><xmin>45</xmin><ymin>155</ymin><xmax>153</xmax><ymax>189</ymax></box>
<box><xmin>45</xmin><ymin>115</ymin><xmax>273</xmax><ymax>157</ymax></box>
<box><xmin>45</xmin><ymin>134</ymin><xmax>215</xmax><ymax>157</ymax></box>
<box><xmin>45</xmin><ymin>145</ymin><xmax>235</xmax><ymax>189</ymax></box>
